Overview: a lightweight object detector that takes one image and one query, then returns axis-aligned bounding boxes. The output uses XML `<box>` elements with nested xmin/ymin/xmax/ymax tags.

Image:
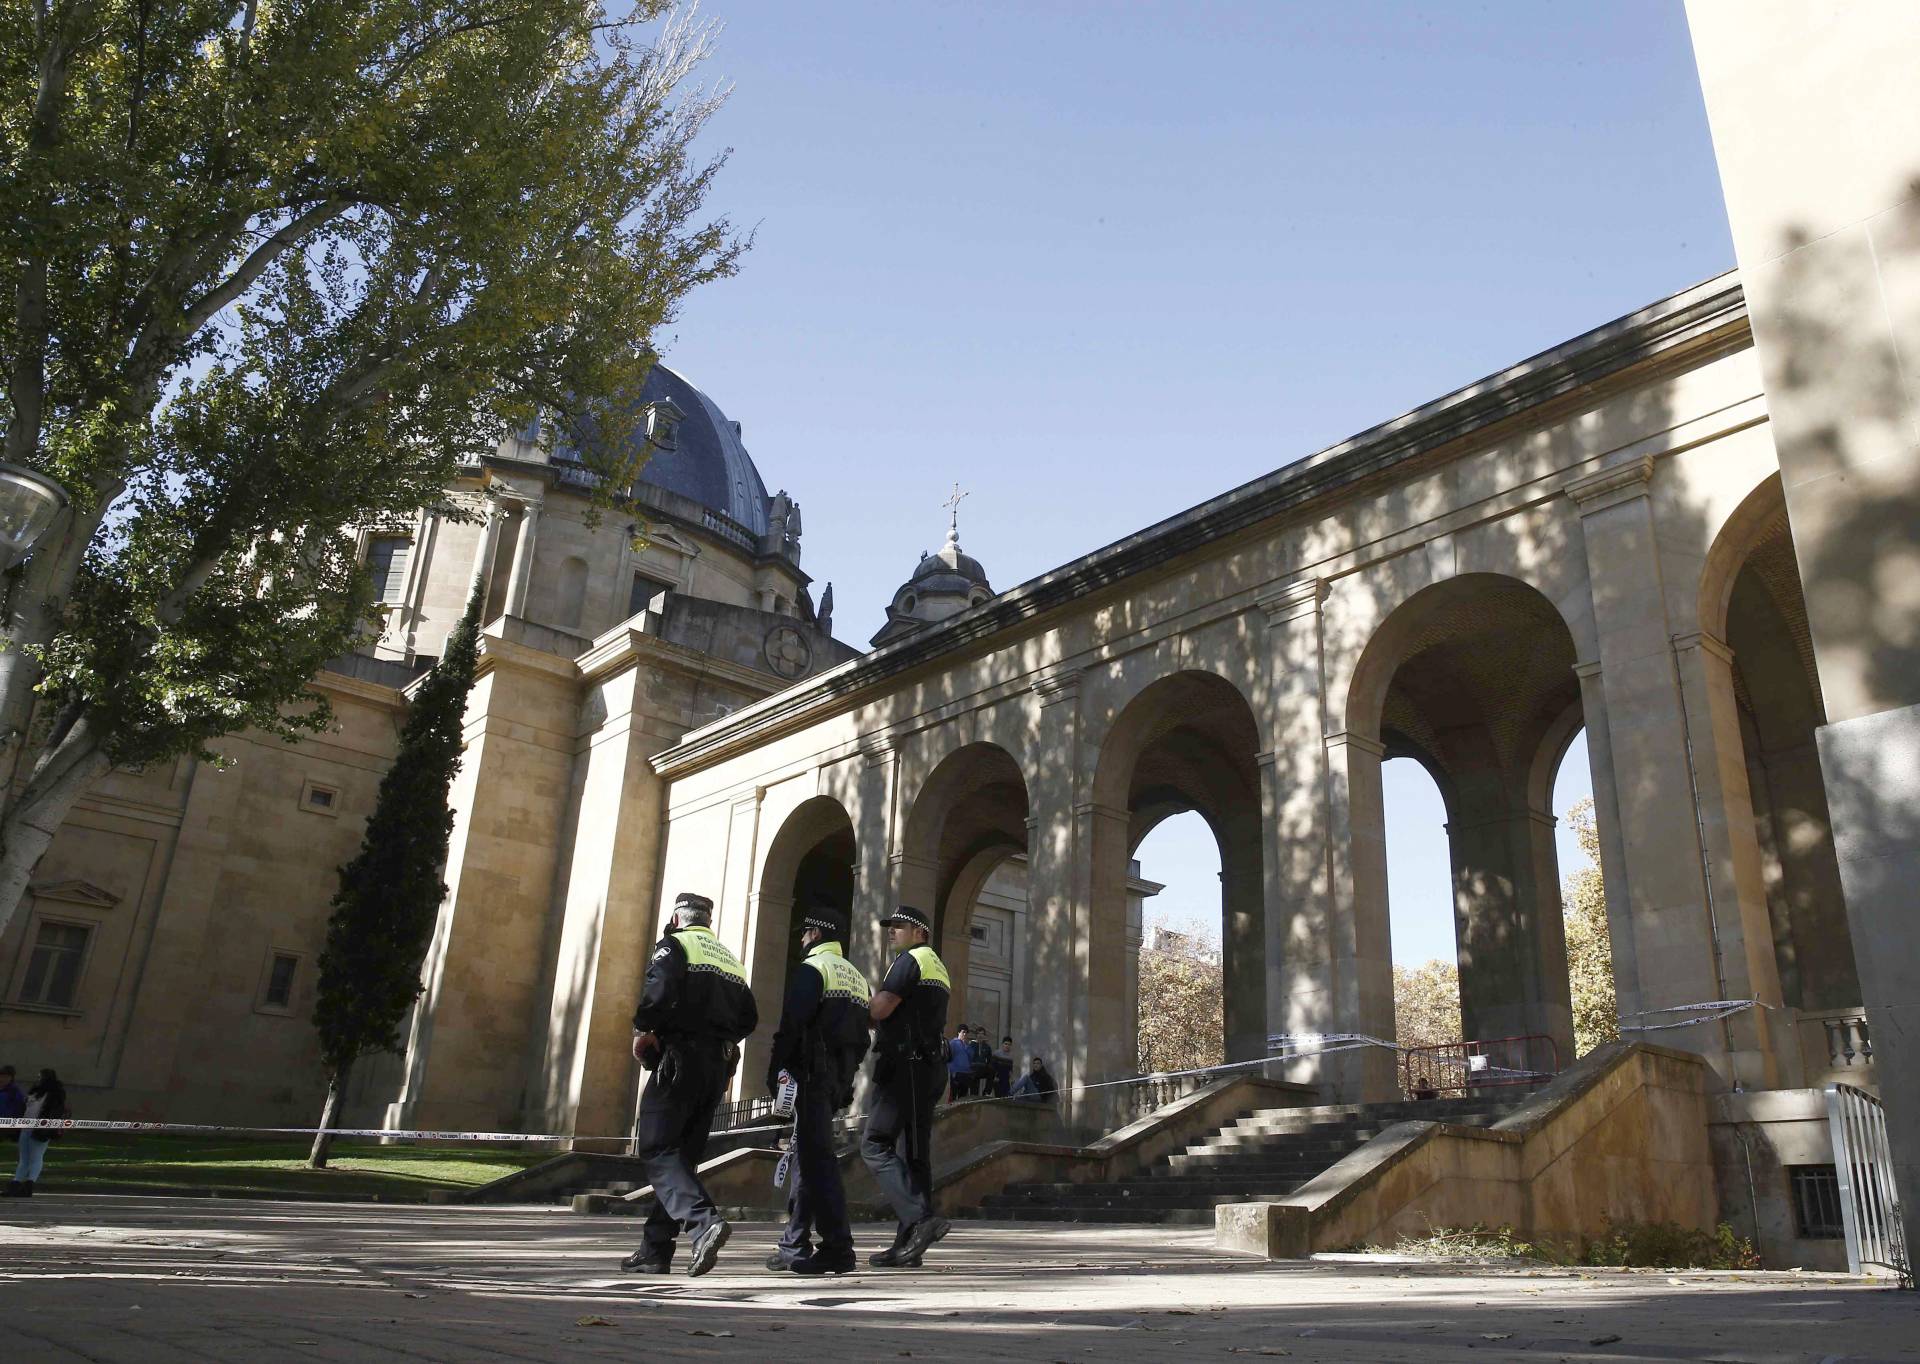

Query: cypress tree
<box><xmin>308</xmin><ymin>584</ymin><xmax>483</xmax><ymax>1168</ymax></box>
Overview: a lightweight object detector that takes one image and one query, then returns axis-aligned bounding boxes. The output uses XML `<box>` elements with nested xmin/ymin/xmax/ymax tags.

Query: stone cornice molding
<box><xmin>1565</xmin><ymin>455</ymin><xmax>1656</xmax><ymax>514</ymax></box>
<box><xmin>1072</xmin><ymin>799</ymin><xmax>1131</xmax><ymax>823</ymax></box>
<box><xmin>652</xmin><ymin>275</ymin><xmax>1748</xmax><ymax>778</ymax></box>
<box><xmin>1032</xmin><ymin>669</ymin><xmax>1083</xmax><ymax>708</ymax></box>
<box><xmin>1255</xmin><ymin>577</ymin><xmax>1329</xmax><ymax>626</ymax></box>
<box><xmin>1671</xmin><ymin>630</ymin><xmax>1737</xmax><ymax>668</ymax></box>
<box><xmin>1323</xmin><ymin>730</ymin><xmax>1387</xmax><ymax>759</ymax></box>
<box><xmin>858</xmin><ymin>733</ymin><xmax>899</xmax><ymax>770</ymax></box>
<box><xmin>578</xmin><ymin>625</ymin><xmax>782</xmax><ymax>698</ymax></box>
<box><xmin>29</xmin><ymin>879</ymin><xmax>120</xmax><ymax>911</ymax></box>
<box><xmin>310</xmin><ymin>668</ymin><xmax>410</xmax><ymax>712</ymax></box>
<box><xmin>1573</xmin><ymin>659</ymin><xmax>1604</xmax><ymax>682</ymax></box>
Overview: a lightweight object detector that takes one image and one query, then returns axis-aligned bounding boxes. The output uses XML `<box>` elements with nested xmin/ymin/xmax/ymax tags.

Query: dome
<box><xmin>871</xmin><ymin>522</ymin><xmax>995</xmax><ymax>648</ymax></box>
<box><xmin>634</xmin><ymin>365</ymin><xmax>771</xmax><ymax>536</ymax></box>
<box><xmin>543</xmin><ymin>363</ymin><xmax>771</xmax><ymax>537</ymax></box>
<box><xmin>909</xmin><ymin>540</ymin><xmax>990</xmax><ymax>592</ymax></box>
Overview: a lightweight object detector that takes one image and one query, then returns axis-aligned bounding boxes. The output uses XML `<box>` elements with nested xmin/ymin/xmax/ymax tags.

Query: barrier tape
<box><xmin>1619</xmin><ymin>998</ymin><xmax>1772</xmax><ymax>1033</ymax></box>
<box><xmin>0</xmin><ymin>1117</ymin><xmax>631</xmax><ymax>1143</ymax></box>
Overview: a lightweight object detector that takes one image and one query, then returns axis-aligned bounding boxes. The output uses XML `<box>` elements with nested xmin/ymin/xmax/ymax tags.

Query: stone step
<box><xmin>990</xmin><ymin>1182</ymin><xmax>1305</xmax><ymax>1203</ymax></box>
<box><xmin>961</xmin><ymin>1204</ymin><xmax>1216</xmax><ymax>1225</ymax></box>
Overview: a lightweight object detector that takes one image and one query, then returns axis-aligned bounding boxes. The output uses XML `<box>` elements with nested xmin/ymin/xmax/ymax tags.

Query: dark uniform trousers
<box><xmin>636</xmin><ymin>1038</ymin><xmax>729</xmax><ymax>1262</ymax></box>
<box><xmin>860</xmin><ymin>1053</ymin><xmax>948</xmax><ymax>1234</ymax></box>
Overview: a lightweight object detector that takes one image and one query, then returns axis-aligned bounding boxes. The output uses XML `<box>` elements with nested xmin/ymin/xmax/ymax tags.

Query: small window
<box><xmin>19</xmin><ymin>920</ymin><xmax>88</xmax><ymax>1009</ymax></box>
<box><xmin>970</xmin><ymin>924</ymin><xmax>989</xmax><ymax>943</ymax></box>
<box><xmin>1789</xmin><ymin>1164</ymin><xmax>1844</xmax><ymax>1239</ymax></box>
<box><xmin>263</xmin><ymin>953</ymin><xmax>299</xmax><ymax>1009</ymax></box>
<box><xmin>365</xmin><ymin>535</ymin><xmax>412</xmax><ymax>604</ymax></box>
<box><xmin>629</xmin><ymin>572</ymin><xmax>673</xmax><ymax>618</ymax></box>
<box><xmin>301</xmin><ymin>778</ymin><xmax>340</xmax><ymax>816</ymax></box>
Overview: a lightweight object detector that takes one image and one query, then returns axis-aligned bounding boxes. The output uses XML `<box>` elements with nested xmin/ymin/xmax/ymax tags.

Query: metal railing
<box><xmin>1826</xmin><ymin>1082</ymin><xmax>1911</xmax><ymax>1280</ymax></box>
<box><xmin>1400</xmin><ymin>1034</ymin><xmax>1561</xmax><ymax>1100</ymax></box>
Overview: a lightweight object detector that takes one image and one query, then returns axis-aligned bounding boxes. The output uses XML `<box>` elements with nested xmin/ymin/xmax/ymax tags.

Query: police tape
<box><xmin>1619</xmin><ymin>998</ymin><xmax>1773</xmax><ymax>1032</ymax></box>
<box><xmin>0</xmin><ymin>1117</ymin><xmax>632</xmax><ymax>1143</ymax></box>
<box><xmin>1052</xmin><ymin>1033</ymin><xmax>1401</xmax><ymax>1097</ymax></box>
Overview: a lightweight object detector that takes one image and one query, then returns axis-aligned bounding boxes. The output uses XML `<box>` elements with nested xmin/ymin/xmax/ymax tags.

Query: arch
<box><xmin>896</xmin><ymin>741</ymin><xmax>1032</xmax><ymax>1032</ymax></box>
<box><xmin>746</xmin><ymin>795</ymin><xmax>858</xmax><ymax>1087</ymax></box>
<box><xmin>1696</xmin><ymin>474</ymin><xmax>1856</xmax><ymax>1015</ymax></box>
<box><xmin>1087</xmin><ymin>669</ymin><xmax>1266</xmax><ymax>1076</ymax></box>
<box><xmin>1697</xmin><ymin>472</ymin><xmax>1787</xmax><ymax>646</ymax></box>
<box><xmin>1344</xmin><ymin>572</ymin><xmax>1582</xmax><ymax>1057</ymax></box>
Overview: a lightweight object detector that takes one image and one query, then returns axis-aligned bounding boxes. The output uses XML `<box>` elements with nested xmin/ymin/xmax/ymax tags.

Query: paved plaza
<box><xmin>0</xmin><ymin>1196</ymin><xmax>1913</xmax><ymax>1362</ymax></box>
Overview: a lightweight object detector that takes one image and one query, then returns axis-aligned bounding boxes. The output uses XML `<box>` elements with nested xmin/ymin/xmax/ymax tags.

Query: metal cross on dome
<box><xmin>943</xmin><ymin>482</ymin><xmax>969</xmax><ymax>544</ymax></box>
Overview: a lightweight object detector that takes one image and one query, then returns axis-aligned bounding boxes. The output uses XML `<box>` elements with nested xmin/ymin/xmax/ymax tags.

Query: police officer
<box><xmin>621</xmin><ymin>892</ymin><xmax>758</xmax><ymax>1278</ymax></box>
<box><xmin>860</xmin><ymin>904</ymin><xmax>952</xmax><ymax>1268</ymax></box>
<box><xmin>764</xmin><ymin>902</ymin><xmax>872</xmax><ymax>1275</ymax></box>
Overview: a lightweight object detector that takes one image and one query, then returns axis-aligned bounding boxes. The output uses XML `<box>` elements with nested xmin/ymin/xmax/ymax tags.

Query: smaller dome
<box><xmin>872</xmin><ymin>522</ymin><xmax>995</xmax><ymax>648</ymax></box>
<box><xmin>910</xmin><ymin>535</ymin><xmax>990</xmax><ymax>591</ymax></box>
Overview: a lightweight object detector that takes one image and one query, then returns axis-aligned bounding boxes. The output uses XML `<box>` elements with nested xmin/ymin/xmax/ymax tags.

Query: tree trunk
<box><xmin>308</xmin><ymin>1061</ymin><xmax>351</xmax><ymax>1169</ymax></box>
<box><xmin>0</xmin><ymin>740</ymin><xmax>113</xmax><ymax>938</ymax></box>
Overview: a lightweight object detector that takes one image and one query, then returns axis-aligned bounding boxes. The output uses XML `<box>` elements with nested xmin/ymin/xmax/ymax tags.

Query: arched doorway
<box><xmin>1702</xmin><ymin>478</ymin><xmax>1859</xmax><ymax>1069</ymax></box>
<box><xmin>1090</xmin><ymin>671</ymin><xmax>1265</xmax><ymax>1086</ymax></box>
<box><xmin>897</xmin><ymin>743</ymin><xmax>1031</xmax><ymax>1049</ymax></box>
<box><xmin>1348</xmin><ymin>573</ymin><xmax>1584</xmax><ymax>1062</ymax></box>
<box><xmin>748</xmin><ymin>796</ymin><xmax>857</xmax><ymax>1090</ymax></box>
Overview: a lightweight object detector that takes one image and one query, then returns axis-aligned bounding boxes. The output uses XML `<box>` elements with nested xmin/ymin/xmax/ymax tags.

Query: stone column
<box><xmin>850</xmin><ymin>737</ymin><xmax>899</xmax><ymax>979</ymax></box>
<box><xmin>1568</xmin><ymin>458</ymin><xmax>1783</xmax><ymax>1088</ymax></box>
<box><xmin>1445</xmin><ymin>796</ymin><xmax>1575</xmax><ymax>1060</ymax></box>
<box><xmin>1022</xmin><ymin>670</ymin><xmax>1087</xmax><ymax>1098</ymax></box>
<box><xmin>468</xmin><ymin>496</ymin><xmax>504</xmax><ymax>600</ymax></box>
<box><xmin>1258</xmin><ymin>578</ymin><xmax>1393</xmax><ymax>1100</ymax></box>
<box><xmin>1321</xmin><ymin>729</ymin><xmax>1399</xmax><ymax>1101</ymax></box>
<box><xmin>504</xmin><ymin>502</ymin><xmax>541</xmax><ymax>619</ymax></box>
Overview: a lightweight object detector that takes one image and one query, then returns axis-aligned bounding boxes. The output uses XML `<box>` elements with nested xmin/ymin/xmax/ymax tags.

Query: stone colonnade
<box><xmin>652</xmin><ymin>296</ymin><xmax>1857</xmax><ymax>1114</ymax></box>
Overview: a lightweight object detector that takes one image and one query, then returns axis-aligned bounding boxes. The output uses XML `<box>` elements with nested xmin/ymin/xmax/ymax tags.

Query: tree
<box><xmin>1392</xmin><ymin>958</ymin><xmax>1462</xmax><ymax>1051</ymax></box>
<box><xmin>0</xmin><ymin>1</ymin><xmax>744</xmax><ymax>938</ymax></box>
<box><xmin>1562</xmin><ymin>797</ymin><xmax>1618</xmax><ymax>1055</ymax></box>
<box><xmin>308</xmin><ymin>584</ymin><xmax>480</xmax><ymax>1168</ymax></box>
<box><xmin>1136</xmin><ymin>918</ymin><xmax>1223</xmax><ymax>1075</ymax></box>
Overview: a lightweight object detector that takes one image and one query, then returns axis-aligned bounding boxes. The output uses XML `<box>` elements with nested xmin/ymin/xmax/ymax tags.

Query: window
<box><xmin>970</xmin><ymin>924</ymin><xmax>989</xmax><ymax>943</ymax></box>
<box><xmin>301</xmin><ymin>778</ymin><xmax>340</xmax><ymax>816</ymax></box>
<box><xmin>263</xmin><ymin>954</ymin><xmax>299</xmax><ymax>1009</ymax></box>
<box><xmin>19</xmin><ymin>920</ymin><xmax>88</xmax><ymax>1009</ymax></box>
<box><xmin>1789</xmin><ymin>1164</ymin><xmax>1844</xmax><ymax>1239</ymax></box>
<box><xmin>629</xmin><ymin>572</ymin><xmax>673</xmax><ymax>618</ymax></box>
<box><xmin>365</xmin><ymin>535</ymin><xmax>412</xmax><ymax>604</ymax></box>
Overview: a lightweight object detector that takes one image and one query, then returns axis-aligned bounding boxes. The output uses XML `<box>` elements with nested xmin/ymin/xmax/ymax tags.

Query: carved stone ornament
<box><xmin>765</xmin><ymin>624</ymin><xmax>813</xmax><ymax>679</ymax></box>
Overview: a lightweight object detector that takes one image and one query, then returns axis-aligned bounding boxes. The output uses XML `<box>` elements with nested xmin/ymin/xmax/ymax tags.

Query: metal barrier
<box><xmin>1400</xmin><ymin>1034</ymin><xmax>1561</xmax><ymax>1100</ymax></box>
<box><xmin>1826</xmin><ymin>1082</ymin><xmax>1911</xmax><ymax>1280</ymax></box>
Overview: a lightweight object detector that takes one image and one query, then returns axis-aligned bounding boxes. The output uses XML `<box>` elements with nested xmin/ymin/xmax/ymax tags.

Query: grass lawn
<box><xmin>26</xmin><ymin>1133</ymin><xmax>546</xmax><ymax>1202</ymax></box>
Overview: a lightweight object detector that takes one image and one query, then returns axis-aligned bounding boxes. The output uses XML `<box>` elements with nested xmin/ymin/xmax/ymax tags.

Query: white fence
<box><xmin>1825</xmin><ymin>1082</ymin><xmax>1911</xmax><ymax>1280</ymax></box>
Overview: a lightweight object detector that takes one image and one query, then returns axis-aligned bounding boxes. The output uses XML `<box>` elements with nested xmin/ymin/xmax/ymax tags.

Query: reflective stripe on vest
<box><xmin>805</xmin><ymin>942</ymin><xmax>872</xmax><ymax>1003</ymax></box>
<box><xmin>672</xmin><ymin>926</ymin><xmax>748</xmax><ymax>984</ymax></box>
<box><xmin>907</xmin><ymin>944</ymin><xmax>951</xmax><ymax>991</ymax></box>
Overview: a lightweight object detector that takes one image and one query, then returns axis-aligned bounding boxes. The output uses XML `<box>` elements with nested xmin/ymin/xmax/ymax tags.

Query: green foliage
<box><xmin>1137</xmin><ymin>918</ymin><xmax>1224</xmax><ymax>1074</ymax></box>
<box><xmin>1562</xmin><ymin>798</ymin><xmax>1620</xmax><ymax>1056</ymax></box>
<box><xmin>1574</xmin><ymin>1220</ymin><xmax>1760</xmax><ymax>1271</ymax></box>
<box><xmin>311</xmin><ymin>588</ymin><xmax>481</xmax><ymax>1076</ymax></box>
<box><xmin>1393</xmin><ymin>957</ymin><xmax>1462</xmax><ymax>1051</ymax></box>
<box><xmin>0</xmin><ymin>2</ymin><xmax>743</xmax><ymax>925</ymax></box>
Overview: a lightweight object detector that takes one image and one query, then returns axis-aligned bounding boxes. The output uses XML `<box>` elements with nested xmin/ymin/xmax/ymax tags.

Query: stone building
<box><xmin>1</xmin><ymin>0</ymin><xmax>1916</xmax><ymax>1264</ymax></box>
<box><xmin>0</xmin><ymin>365</ymin><xmax>859</xmax><ymax>1143</ymax></box>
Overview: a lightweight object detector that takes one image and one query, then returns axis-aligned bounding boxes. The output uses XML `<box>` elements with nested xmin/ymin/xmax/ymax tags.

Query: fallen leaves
<box><xmin>576</xmin><ymin>1316</ymin><xmax>615</xmax><ymax>1328</ymax></box>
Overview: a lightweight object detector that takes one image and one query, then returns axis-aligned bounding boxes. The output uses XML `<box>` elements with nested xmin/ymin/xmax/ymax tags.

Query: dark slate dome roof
<box><xmin>544</xmin><ymin>364</ymin><xmax>770</xmax><ymax>537</ymax></box>
<box><xmin>909</xmin><ymin>541</ymin><xmax>990</xmax><ymax>593</ymax></box>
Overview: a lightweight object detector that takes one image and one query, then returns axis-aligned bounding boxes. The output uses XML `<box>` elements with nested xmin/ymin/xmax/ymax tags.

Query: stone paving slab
<box><xmin>1</xmin><ymin>1196</ymin><xmax>1913</xmax><ymax>1362</ymax></box>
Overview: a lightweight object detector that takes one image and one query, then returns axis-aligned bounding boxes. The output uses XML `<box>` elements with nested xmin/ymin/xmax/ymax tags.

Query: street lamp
<box><xmin>0</xmin><ymin>462</ymin><xmax>69</xmax><ymax>572</ymax></box>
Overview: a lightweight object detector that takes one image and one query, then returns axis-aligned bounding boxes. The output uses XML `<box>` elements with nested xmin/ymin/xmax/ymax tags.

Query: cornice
<box><xmin>651</xmin><ymin>273</ymin><xmax>1750</xmax><ymax>779</ymax></box>
<box><xmin>1565</xmin><ymin>454</ymin><xmax>1656</xmax><ymax>513</ymax></box>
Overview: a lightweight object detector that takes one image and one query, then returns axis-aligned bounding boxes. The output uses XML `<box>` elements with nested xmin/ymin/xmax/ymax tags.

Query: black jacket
<box><xmin>767</xmin><ymin>945</ymin><xmax>871</xmax><ymax>1101</ymax></box>
<box><xmin>632</xmin><ymin>928</ymin><xmax>758</xmax><ymax>1045</ymax></box>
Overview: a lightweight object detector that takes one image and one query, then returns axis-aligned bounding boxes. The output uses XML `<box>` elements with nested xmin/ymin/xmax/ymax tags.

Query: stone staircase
<box><xmin>971</xmin><ymin>1093</ymin><xmax>1521</xmax><ymax>1225</ymax></box>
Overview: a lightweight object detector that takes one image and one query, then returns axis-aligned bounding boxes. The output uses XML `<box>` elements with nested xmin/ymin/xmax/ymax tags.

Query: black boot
<box><xmin>1</xmin><ymin>1180</ymin><xmax>21</xmax><ymax>1198</ymax></box>
<box><xmin>15</xmin><ymin>1181</ymin><xmax>33</xmax><ymax>1198</ymax></box>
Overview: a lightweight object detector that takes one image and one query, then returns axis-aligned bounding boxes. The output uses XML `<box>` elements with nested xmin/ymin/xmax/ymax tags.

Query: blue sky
<box><xmin>657</xmin><ymin>1</ymin><xmax>1735</xmax><ymax>967</ymax></box>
